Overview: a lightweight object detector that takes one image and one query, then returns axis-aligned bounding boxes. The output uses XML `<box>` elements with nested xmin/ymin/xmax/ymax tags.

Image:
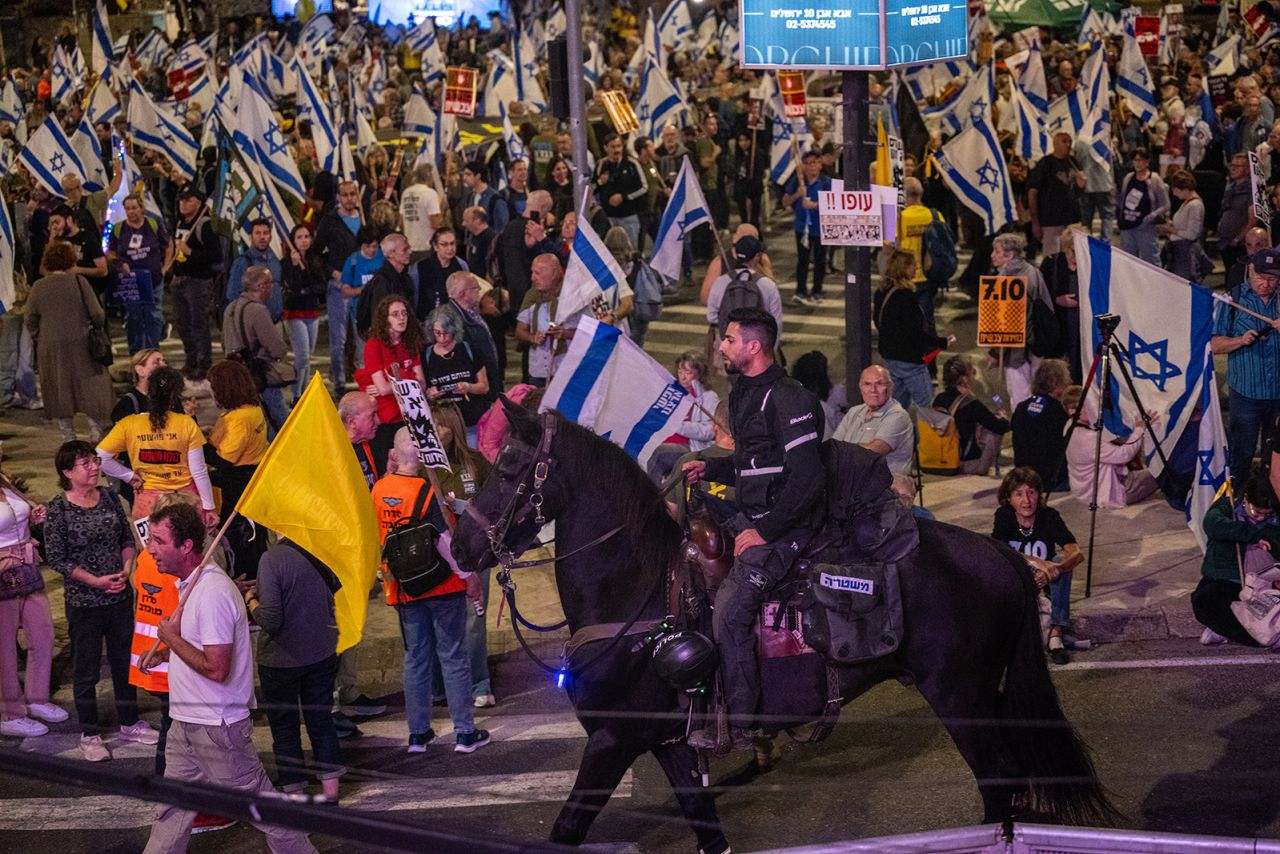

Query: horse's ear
<box><xmin>501</xmin><ymin>394</ymin><xmax>541</xmax><ymax>441</ymax></box>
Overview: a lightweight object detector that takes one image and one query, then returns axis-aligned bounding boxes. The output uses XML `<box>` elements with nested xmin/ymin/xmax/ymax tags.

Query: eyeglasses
<box><xmin>72</xmin><ymin>458</ymin><xmax>101</xmax><ymax>469</ymax></box>
<box><xmin>388</xmin><ymin>310</ymin><xmax>410</xmax><ymax>319</ymax></box>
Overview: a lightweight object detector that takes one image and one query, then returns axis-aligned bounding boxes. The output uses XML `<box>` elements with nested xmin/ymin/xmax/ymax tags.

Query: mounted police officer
<box><xmin>683</xmin><ymin>308</ymin><xmax>826</xmax><ymax>751</ymax></box>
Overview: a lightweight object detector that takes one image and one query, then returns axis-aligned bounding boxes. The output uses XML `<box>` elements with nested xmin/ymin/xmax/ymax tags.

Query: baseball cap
<box><xmin>1252</xmin><ymin>249</ymin><xmax>1280</xmax><ymax>276</ymax></box>
<box><xmin>734</xmin><ymin>235</ymin><xmax>763</xmax><ymax>263</ymax></box>
<box><xmin>177</xmin><ymin>187</ymin><xmax>206</xmax><ymax>203</ymax></box>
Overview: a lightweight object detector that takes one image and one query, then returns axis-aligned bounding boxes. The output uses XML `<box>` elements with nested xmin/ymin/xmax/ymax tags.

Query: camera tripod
<box><xmin>1062</xmin><ymin>313</ymin><xmax>1171</xmax><ymax>597</ymax></box>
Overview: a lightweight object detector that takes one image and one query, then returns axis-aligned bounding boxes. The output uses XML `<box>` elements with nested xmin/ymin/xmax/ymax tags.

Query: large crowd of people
<box><xmin>6</xmin><ymin>0</ymin><xmax>1280</xmax><ymax>842</ymax></box>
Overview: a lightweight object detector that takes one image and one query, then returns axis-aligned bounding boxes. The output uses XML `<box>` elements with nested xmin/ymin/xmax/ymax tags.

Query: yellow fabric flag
<box><xmin>874</xmin><ymin>113</ymin><xmax>893</xmax><ymax>188</ymax></box>
<box><xmin>237</xmin><ymin>373</ymin><xmax>381</xmax><ymax>654</ymax></box>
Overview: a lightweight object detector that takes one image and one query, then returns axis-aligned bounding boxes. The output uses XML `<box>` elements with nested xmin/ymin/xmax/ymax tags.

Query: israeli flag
<box><xmin>1117</xmin><ymin>30</ymin><xmax>1158</xmax><ymax>126</ymax></box>
<box><xmin>763</xmin><ymin>73</ymin><xmax>810</xmax><ymax>186</ymax></box>
<box><xmin>923</xmin><ymin>63</ymin><xmax>994</xmax><ymax>134</ymax></box>
<box><xmin>407</xmin><ymin>18</ymin><xmax>444</xmax><ymax>83</ymax></box>
<box><xmin>657</xmin><ymin>0</ymin><xmax>693</xmax><ymax>52</ymax></box>
<box><xmin>294</xmin><ymin>55</ymin><xmax>340</xmax><ymax>174</ymax></box>
<box><xmin>127</xmin><ymin>79</ymin><xmax>197</xmax><ymax>181</ymax></box>
<box><xmin>134</xmin><ymin>30</ymin><xmax>173</xmax><ymax>72</ymax></box>
<box><xmin>511</xmin><ymin>24</ymin><xmax>548</xmax><ymax>111</ymax></box>
<box><xmin>105</xmin><ymin>133</ymin><xmax>163</xmax><ymax>225</ymax></box>
<box><xmin>85</xmin><ymin>79</ymin><xmax>120</xmax><ymax>127</ymax></box>
<box><xmin>1018</xmin><ymin>41</ymin><xmax>1048</xmax><ymax>112</ymax></box>
<box><xmin>230</xmin><ymin>118</ymin><xmax>295</xmax><ymax>256</ymax></box>
<box><xmin>933</xmin><ymin>116</ymin><xmax>1015</xmax><ymax>233</ymax></box>
<box><xmin>403</xmin><ymin>84</ymin><xmax>436</xmax><ymax>139</ymax></box>
<box><xmin>236</xmin><ymin>73</ymin><xmax>307</xmax><ymax>203</ymax></box>
<box><xmin>170</xmin><ymin>41</ymin><xmax>210</xmax><ymax>80</ymax></box>
<box><xmin>17</xmin><ymin>116</ymin><xmax>87</xmax><ymax>197</ymax></box>
<box><xmin>627</xmin><ymin>10</ymin><xmax>663</xmax><ymax>86</ymax></box>
<box><xmin>542</xmin><ymin>316</ymin><xmax>694</xmax><ymax>470</ymax></box>
<box><xmin>1080</xmin><ymin>7</ymin><xmax>1107</xmax><ymax>43</ymax></box>
<box><xmin>558</xmin><ymin>219</ymin><xmax>629</xmax><ymax>323</ymax></box>
<box><xmin>585</xmin><ymin>47</ymin><xmax>604</xmax><ymax>89</ymax></box>
<box><xmin>92</xmin><ymin>0</ymin><xmax>113</xmax><ymax>79</ymax></box>
<box><xmin>637</xmin><ymin>55</ymin><xmax>689</xmax><ymax>144</ymax></box>
<box><xmin>500</xmin><ymin>103</ymin><xmax>527</xmax><ymax>163</ymax></box>
<box><xmin>51</xmin><ymin>45</ymin><xmax>77</xmax><ymax>106</ymax></box>
<box><xmin>1011</xmin><ymin>83</ymin><xmax>1048</xmax><ymax>164</ymax></box>
<box><xmin>0</xmin><ymin>75</ymin><xmax>23</xmax><ymax>129</ymax></box>
<box><xmin>0</xmin><ymin>186</ymin><xmax>15</xmax><ymax>315</ymax></box>
<box><xmin>1206</xmin><ymin>34</ymin><xmax>1242</xmax><ymax>77</ymax></box>
<box><xmin>546</xmin><ymin>7</ymin><xmax>567</xmax><ymax>42</ymax></box>
<box><xmin>902</xmin><ymin>60</ymin><xmax>970</xmax><ymax>104</ymax></box>
<box><xmin>70</xmin><ymin>119</ymin><xmax>108</xmax><ymax>192</ymax></box>
<box><xmin>1190</xmin><ymin>364</ymin><xmax>1229</xmax><ymax>551</ymax></box>
<box><xmin>650</xmin><ymin>156</ymin><xmax>711</xmax><ymax>281</ymax></box>
<box><xmin>198</xmin><ymin>32</ymin><xmax>217</xmax><ymax>59</ymax></box>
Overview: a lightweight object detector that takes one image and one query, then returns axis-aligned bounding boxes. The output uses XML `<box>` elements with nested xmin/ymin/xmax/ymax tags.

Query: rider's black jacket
<box><xmin>703</xmin><ymin>363</ymin><xmax>826</xmax><ymax>542</ymax></box>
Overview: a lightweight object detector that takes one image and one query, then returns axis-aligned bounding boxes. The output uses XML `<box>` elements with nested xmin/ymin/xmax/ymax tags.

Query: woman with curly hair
<box><xmin>362</xmin><ymin>295</ymin><xmax>427</xmax><ymax>425</ymax></box>
<box><xmin>95</xmin><ymin>366</ymin><xmax>216</xmax><ymax>525</ymax></box>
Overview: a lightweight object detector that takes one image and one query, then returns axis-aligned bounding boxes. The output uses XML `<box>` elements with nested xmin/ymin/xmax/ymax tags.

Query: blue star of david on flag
<box><xmin>977</xmin><ymin>160</ymin><xmax>1000</xmax><ymax>190</ymax></box>
<box><xmin>1197</xmin><ymin>450</ymin><xmax>1225</xmax><ymax>487</ymax></box>
<box><xmin>49</xmin><ymin>152</ymin><xmax>65</xmax><ymax>172</ymax></box>
<box><xmin>1127</xmin><ymin>332</ymin><xmax>1182</xmax><ymax>392</ymax></box>
<box><xmin>264</xmin><ymin>126</ymin><xmax>289</xmax><ymax>157</ymax></box>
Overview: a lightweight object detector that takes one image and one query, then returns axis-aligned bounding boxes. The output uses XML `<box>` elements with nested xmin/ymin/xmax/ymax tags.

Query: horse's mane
<box><xmin>550</xmin><ymin>413</ymin><xmax>682</xmax><ymax>565</ymax></box>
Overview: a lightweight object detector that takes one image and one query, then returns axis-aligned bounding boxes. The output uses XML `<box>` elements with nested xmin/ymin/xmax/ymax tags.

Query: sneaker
<box><xmin>454</xmin><ymin>729</ymin><xmax>491</xmax><ymax>753</ymax></box>
<box><xmin>27</xmin><ymin>702</ymin><xmax>69</xmax><ymax>723</ymax></box>
<box><xmin>191</xmin><ymin>814</ymin><xmax>237</xmax><ymax>834</ymax></box>
<box><xmin>120</xmin><ymin>719</ymin><xmax>160</xmax><ymax>745</ymax></box>
<box><xmin>473</xmin><ymin>694</ymin><xmax>496</xmax><ymax>709</ymax></box>
<box><xmin>1200</xmin><ymin>627</ymin><xmax>1229</xmax><ymax>646</ymax></box>
<box><xmin>19</xmin><ymin>398</ymin><xmax>43</xmax><ymax>410</ymax></box>
<box><xmin>79</xmin><ymin>734</ymin><xmax>111</xmax><ymax>762</ymax></box>
<box><xmin>341</xmin><ymin>693</ymin><xmax>388</xmax><ymax>717</ymax></box>
<box><xmin>810</xmin><ymin>293</ymin><xmax>825</xmax><ymax>304</ymax></box>
<box><xmin>0</xmin><ymin>716</ymin><xmax>49</xmax><ymax>738</ymax></box>
<box><xmin>790</xmin><ymin>293</ymin><xmax>811</xmax><ymax>307</ymax></box>
<box><xmin>407</xmin><ymin>730</ymin><xmax>436</xmax><ymax>753</ymax></box>
<box><xmin>332</xmin><ymin>712</ymin><xmax>363</xmax><ymax>739</ymax></box>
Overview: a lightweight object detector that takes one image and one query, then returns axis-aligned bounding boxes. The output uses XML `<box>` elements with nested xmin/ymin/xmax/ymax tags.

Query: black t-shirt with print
<box><xmin>991</xmin><ymin>504</ymin><xmax>1076</xmax><ymax>563</ymax></box>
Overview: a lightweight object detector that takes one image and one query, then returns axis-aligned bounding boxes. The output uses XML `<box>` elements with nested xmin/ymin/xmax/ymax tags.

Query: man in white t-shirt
<box><xmin>515</xmin><ymin>253</ymin><xmax>581</xmax><ymax>386</ymax></box>
<box><xmin>399</xmin><ymin>165</ymin><xmax>443</xmax><ymax>262</ymax></box>
<box><xmin>140</xmin><ymin>502</ymin><xmax>317</xmax><ymax>854</ymax></box>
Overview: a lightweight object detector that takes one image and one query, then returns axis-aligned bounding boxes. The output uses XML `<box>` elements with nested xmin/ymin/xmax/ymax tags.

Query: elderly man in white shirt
<box><xmin>833</xmin><ymin>365</ymin><xmax>915</xmax><ymax>476</ymax></box>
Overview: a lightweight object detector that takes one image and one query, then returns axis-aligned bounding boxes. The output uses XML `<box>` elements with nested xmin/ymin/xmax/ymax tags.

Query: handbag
<box><xmin>229</xmin><ymin>300</ymin><xmax>296</xmax><ymax>392</ymax></box>
<box><xmin>1231</xmin><ymin>572</ymin><xmax>1280</xmax><ymax>647</ymax></box>
<box><xmin>0</xmin><ymin>540</ymin><xmax>44</xmax><ymax>600</ymax></box>
<box><xmin>76</xmin><ymin>275</ymin><xmax>114</xmax><ymax>367</ymax></box>
<box><xmin>382</xmin><ymin>484</ymin><xmax>452</xmax><ymax>600</ymax></box>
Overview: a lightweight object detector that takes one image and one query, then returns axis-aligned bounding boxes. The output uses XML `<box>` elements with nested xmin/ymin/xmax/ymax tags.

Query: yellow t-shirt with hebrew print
<box><xmin>99</xmin><ymin>412</ymin><xmax>206</xmax><ymax>491</ymax></box>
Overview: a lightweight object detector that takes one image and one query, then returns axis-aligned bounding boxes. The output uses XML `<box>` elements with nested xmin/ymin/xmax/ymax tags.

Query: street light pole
<box><xmin>842</xmin><ymin>70</ymin><xmax>873</xmax><ymax>398</ymax></box>
<box><xmin>564</xmin><ymin>0</ymin><xmax>591</xmax><ymax>212</ymax></box>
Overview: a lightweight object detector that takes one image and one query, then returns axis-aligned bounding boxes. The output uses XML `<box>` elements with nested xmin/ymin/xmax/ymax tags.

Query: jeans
<box><xmin>1047</xmin><ymin>570</ymin><xmax>1072</xmax><ymax>628</ymax></box>
<box><xmin>0</xmin><ymin>314</ymin><xmax>37</xmax><ymax>405</ymax></box>
<box><xmin>123</xmin><ymin>282</ymin><xmax>165</xmax><ymax>354</ymax></box>
<box><xmin>464</xmin><ymin>567</ymin><xmax>492</xmax><ymax>699</ymax></box>
<box><xmin>258</xmin><ymin>655</ymin><xmax>345</xmax><ymax>790</ymax></box>
<box><xmin>1119</xmin><ymin>223</ymin><xmax>1160</xmax><ymax>266</ymax></box>
<box><xmin>170</xmin><ymin>276</ymin><xmax>213</xmax><ymax>373</ymax></box>
<box><xmin>607</xmin><ymin>214</ymin><xmax>641</xmax><ymax>249</ymax></box>
<box><xmin>884</xmin><ymin>358</ymin><xmax>935</xmax><ymax>412</ymax></box>
<box><xmin>1078</xmin><ymin>192</ymin><xmax>1116</xmax><ymax>242</ymax></box>
<box><xmin>794</xmin><ymin>232</ymin><xmax>827</xmax><ymax>297</ymax></box>
<box><xmin>397</xmin><ymin>594</ymin><xmax>475</xmax><ymax>736</ymax></box>
<box><xmin>286</xmin><ymin>318</ymin><xmax>319</xmax><ymax>397</ymax></box>
<box><xmin>66</xmin><ymin>598</ymin><xmax>138</xmax><ymax>736</ymax></box>
<box><xmin>326</xmin><ymin>288</ymin><xmax>364</xmax><ymax>389</ymax></box>
<box><xmin>1226</xmin><ymin>390</ymin><xmax>1280</xmax><ymax>487</ymax></box>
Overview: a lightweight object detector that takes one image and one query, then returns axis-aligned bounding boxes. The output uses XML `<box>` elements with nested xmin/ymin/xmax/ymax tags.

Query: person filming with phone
<box><xmin>515</xmin><ymin>254</ymin><xmax>579</xmax><ymax>387</ymax></box>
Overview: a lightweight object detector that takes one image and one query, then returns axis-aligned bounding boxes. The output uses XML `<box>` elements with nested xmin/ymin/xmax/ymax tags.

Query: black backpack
<box><xmin>718</xmin><ymin>267</ymin><xmax>764</xmax><ymax>337</ymax></box>
<box><xmin>382</xmin><ymin>484</ymin><xmax>451</xmax><ymax>600</ymax></box>
<box><xmin>920</xmin><ymin>209</ymin><xmax>958</xmax><ymax>283</ymax></box>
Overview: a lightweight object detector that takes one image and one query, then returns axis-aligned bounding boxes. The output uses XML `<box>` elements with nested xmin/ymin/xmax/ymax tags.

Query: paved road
<box><xmin>3</xmin><ymin>638</ymin><xmax>1280</xmax><ymax>852</ymax></box>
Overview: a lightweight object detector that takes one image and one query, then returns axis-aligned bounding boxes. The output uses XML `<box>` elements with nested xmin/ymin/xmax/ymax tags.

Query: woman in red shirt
<box><xmin>361</xmin><ymin>296</ymin><xmax>427</xmax><ymax>424</ymax></box>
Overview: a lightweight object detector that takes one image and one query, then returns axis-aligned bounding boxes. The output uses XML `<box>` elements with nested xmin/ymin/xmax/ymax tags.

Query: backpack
<box><xmin>1028</xmin><ymin>295</ymin><xmax>1062</xmax><ymax>358</ymax></box>
<box><xmin>917</xmin><ymin>393</ymin><xmax>969</xmax><ymax>476</ymax></box>
<box><xmin>717</xmin><ymin>267</ymin><xmax>764</xmax><ymax>337</ymax></box>
<box><xmin>382</xmin><ymin>484</ymin><xmax>452</xmax><ymax>600</ymax></box>
<box><xmin>920</xmin><ymin>209</ymin><xmax>958</xmax><ymax>283</ymax></box>
<box><xmin>631</xmin><ymin>262</ymin><xmax>664</xmax><ymax>323</ymax></box>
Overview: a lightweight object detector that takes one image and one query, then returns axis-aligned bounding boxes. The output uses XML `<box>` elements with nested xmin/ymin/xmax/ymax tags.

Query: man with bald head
<box><xmin>832</xmin><ymin>365</ymin><xmax>915</xmax><ymax>475</ymax></box>
<box><xmin>515</xmin><ymin>253</ymin><xmax>577</xmax><ymax>386</ymax></box>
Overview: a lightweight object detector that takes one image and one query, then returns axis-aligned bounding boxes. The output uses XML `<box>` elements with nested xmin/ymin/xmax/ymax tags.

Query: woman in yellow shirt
<box><xmin>95</xmin><ymin>368</ymin><xmax>216</xmax><ymax>525</ymax></box>
<box><xmin>204</xmin><ymin>360</ymin><xmax>268</xmax><ymax>579</ymax></box>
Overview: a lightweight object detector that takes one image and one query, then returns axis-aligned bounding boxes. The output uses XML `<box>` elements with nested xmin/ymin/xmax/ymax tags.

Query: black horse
<box><xmin>453</xmin><ymin>402</ymin><xmax>1117</xmax><ymax>853</ymax></box>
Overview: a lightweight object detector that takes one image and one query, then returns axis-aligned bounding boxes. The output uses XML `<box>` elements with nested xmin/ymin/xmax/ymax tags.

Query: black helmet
<box><xmin>651</xmin><ymin>631</ymin><xmax>719</xmax><ymax>691</ymax></box>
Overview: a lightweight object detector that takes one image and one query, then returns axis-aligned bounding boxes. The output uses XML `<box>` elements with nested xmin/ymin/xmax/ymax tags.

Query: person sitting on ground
<box><xmin>1194</xmin><ymin>476</ymin><xmax>1280</xmax><ymax>647</ymax></box>
<box><xmin>1012</xmin><ymin>358</ymin><xmax>1072</xmax><ymax>491</ymax></box>
<box><xmin>646</xmin><ymin>351</ymin><xmax>721</xmax><ymax>484</ymax></box>
<box><xmin>791</xmin><ymin>351</ymin><xmax>847</xmax><ymax>440</ymax></box>
<box><xmin>992</xmin><ymin>466</ymin><xmax>1083</xmax><ymax>665</ymax></box>
<box><xmin>932</xmin><ymin>355</ymin><xmax>1010</xmax><ymax>476</ymax></box>
<box><xmin>1063</xmin><ymin>386</ymin><xmax>1159</xmax><ymax>508</ymax></box>
<box><xmin>832</xmin><ymin>365</ymin><xmax>915</xmax><ymax>476</ymax></box>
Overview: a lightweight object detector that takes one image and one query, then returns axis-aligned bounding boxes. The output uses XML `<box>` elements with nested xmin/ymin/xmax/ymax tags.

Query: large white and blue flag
<box><xmin>134</xmin><ymin>30</ymin><xmax>173</xmax><ymax>72</ymax></box>
<box><xmin>546</xmin><ymin>7</ymin><xmax>568</xmax><ymax>42</ymax></box>
<box><xmin>1190</xmin><ymin>365</ymin><xmax>1229</xmax><ymax>551</ymax></box>
<box><xmin>657</xmin><ymin>0</ymin><xmax>694</xmax><ymax>53</ymax></box>
<box><xmin>933</xmin><ymin>116</ymin><xmax>1015</xmax><ymax>233</ymax></box>
<box><xmin>169</xmin><ymin>41</ymin><xmax>210</xmax><ymax>81</ymax></box>
<box><xmin>92</xmin><ymin>0</ymin><xmax>114</xmax><ymax>79</ymax></box>
<box><xmin>1206</xmin><ymin>34</ymin><xmax>1242</xmax><ymax>78</ymax></box>
<box><xmin>105</xmin><ymin>133</ymin><xmax>163</xmax><ymax>227</ymax></box>
<box><xmin>17</xmin><ymin>116</ymin><xmax>87</xmax><ymax>197</ymax></box>
<box><xmin>902</xmin><ymin>60</ymin><xmax>970</xmax><ymax>103</ymax></box>
<box><xmin>1072</xmin><ymin>232</ymin><xmax>1217</xmax><ymax>501</ymax></box>
<box><xmin>1018</xmin><ymin>40</ymin><xmax>1048</xmax><ymax>112</ymax></box>
<box><xmin>84</xmin><ymin>79</ymin><xmax>121</xmax><ymax>126</ymax></box>
<box><xmin>558</xmin><ymin>219</ymin><xmax>630</xmax><ymax>323</ymax></box>
<box><xmin>500</xmin><ymin>103</ymin><xmax>527</xmax><ymax>163</ymax></box>
<box><xmin>294</xmin><ymin>55</ymin><xmax>341</xmax><ymax>174</ymax></box>
<box><xmin>51</xmin><ymin>45</ymin><xmax>78</xmax><ymax>106</ymax></box>
<box><xmin>1117</xmin><ymin>28</ymin><xmax>1157</xmax><ymax>125</ymax></box>
<box><xmin>637</xmin><ymin>55</ymin><xmax>689</xmax><ymax>145</ymax></box>
<box><xmin>0</xmin><ymin>186</ymin><xmax>15</xmax><ymax>315</ymax></box>
<box><xmin>627</xmin><ymin>9</ymin><xmax>663</xmax><ymax>85</ymax></box>
<box><xmin>1010</xmin><ymin>82</ymin><xmax>1048</xmax><ymax>164</ymax></box>
<box><xmin>407</xmin><ymin>18</ymin><xmax>445</xmax><ymax>82</ymax></box>
<box><xmin>70</xmin><ymin>118</ymin><xmax>108</xmax><ymax>192</ymax></box>
<box><xmin>763</xmin><ymin>72</ymin><xmax>810</xmax><ymax>186</ymax></box>
<box><xmin>542</xmin><ymin>315</ymin><xmax>694</xmax><ymax>470</ymax></box>
<box><xmin>0</xmin><ymin>75</ymin><xmax>23</xmax><ymax>129</ymax></box>
<box><xmin>650</xmin><ymin>156</ymin><xmax>711</xmax><ymax>281</ymax></box>
<box><xmin>402</xmin><ymin>84</ymin><xmax>436</xmax><ymax>139</ymax></box>
<box><xmin>127</xmin><ymin>79</ymin><xmax>197</xmax><ymax>181</ymax></box>
<box><xmin>236</xmin><ymin>74</ymin><xmax>307</xmax><ymax>203</ymax></box>
<box><xmin>511</xmin><ymin>23</ymin><xmax>548</xmax><ymax>111</ymax></box>
<box><xmin>923</xmin><ymin>62</ymin><xmax>994</xmax><ymax>134</ymax></box>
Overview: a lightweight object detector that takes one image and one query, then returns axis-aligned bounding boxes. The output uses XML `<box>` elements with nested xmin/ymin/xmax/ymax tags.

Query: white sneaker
<box><xmin>79</xmin><ymin>734</ymin><xmax>111</xmax><ymax>762</ymax></box>
<box><xmin>27</xmin><ymin>702</ymin><xmax>68</xmax><ymax>723</ymax></box>
<box><xmin>0</xmin><ymin>716</ymin><xmax>49</xmax><ymax>738</ymax></box>
<box><xmin>1200</xmin><ymin>627</ymin><xmax>1229</xmax><ymax>646</ymax></box>
<box><xmin>473</xmin><ymin>694</ymin><xmax>496</xmax><ymax>709</ymax></box>
<box><xmin>120</xmin><ymin>719</ymin><xmax>160</xmax><ymax>745</ymax></box>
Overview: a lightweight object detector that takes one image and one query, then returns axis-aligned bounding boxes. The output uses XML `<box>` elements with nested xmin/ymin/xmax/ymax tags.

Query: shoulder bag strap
<box><xmin>410</xmin><ymin>481</ymin><xmax>433</xmax><ymax>522</ymax></box>
<box><xmin>236</xmin><ymin>300</ymin><xmax>258</xmax><ymax>358</ymax></box>
<box><xmin>948</xmin><ymin>392</ymin><xmax>970</xmax><ymax>418</ymax></box>
<box><xmin>74</xmin><ymin>274</ymin><xmax>98</xmax><ymax>329</ymax></box>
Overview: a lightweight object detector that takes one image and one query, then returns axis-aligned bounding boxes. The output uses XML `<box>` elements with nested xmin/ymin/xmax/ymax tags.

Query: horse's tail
<box><xmin>999</xmin><ymin>554</ymin><xmax>1123</xmax><ymax>827</ymax></box>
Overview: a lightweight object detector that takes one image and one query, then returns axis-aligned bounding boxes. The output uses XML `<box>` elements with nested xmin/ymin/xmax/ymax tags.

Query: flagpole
<box><xmin>564</xmin><ymin>0</ymin><xmax>591</xmax><ymax>213</ymax></box>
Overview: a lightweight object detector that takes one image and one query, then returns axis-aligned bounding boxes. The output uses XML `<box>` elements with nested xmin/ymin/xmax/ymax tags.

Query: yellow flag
<box><xmin>874</xmin><ymin>113</ymin><xmax>893</xmax><ymax>188</ymax></box>
<box><xmin>237</xmin><ymin>373</ymin><xmax>381</xmax><ymax>653</ymax></box>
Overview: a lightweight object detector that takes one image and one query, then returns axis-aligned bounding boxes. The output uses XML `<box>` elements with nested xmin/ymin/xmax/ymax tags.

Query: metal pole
<box><xmin>564</xmin><ymin>0</ymin><xmax>591</xmax><ymax>213</ymax></box>
<box><xmin>841</xmin><ymin>71</ymin><xmax>873</xmax><ymax>399</ymax></box>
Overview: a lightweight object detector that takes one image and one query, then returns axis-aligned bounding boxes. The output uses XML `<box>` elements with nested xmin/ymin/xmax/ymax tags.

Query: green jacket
<box><xmin>1200</xmin><ymin>494</ymin><xmax>1280</xmax><ymax>583</ymax></box>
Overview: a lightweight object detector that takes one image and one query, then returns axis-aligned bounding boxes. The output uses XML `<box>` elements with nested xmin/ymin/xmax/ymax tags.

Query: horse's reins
<box><xmin>465</xmin><ymin>412</ymin><xmax>657</xmax><ymax>680</ymax></box>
